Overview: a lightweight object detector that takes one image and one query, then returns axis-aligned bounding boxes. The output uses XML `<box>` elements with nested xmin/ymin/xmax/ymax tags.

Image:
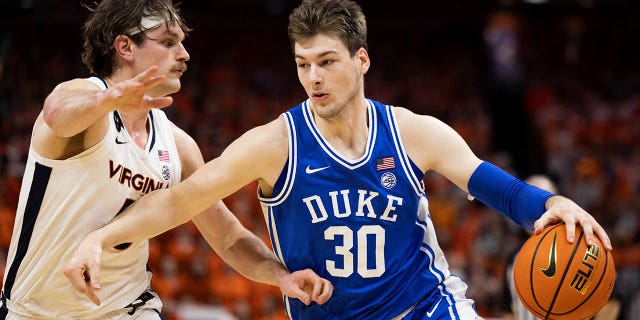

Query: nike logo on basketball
<box><xmin>540</xmin><ymin>233</ymin><xmax>557</xmax><ymax>277</ymax></box>
<box><xmin>115</xmin><ymin>137</ymin><xmax>128</xmax><ymax>144</ymax></box>
<box><xmin>305</xmin><ymin>165</ymin><xmax>330</xmax><ymax>174</ymax></box>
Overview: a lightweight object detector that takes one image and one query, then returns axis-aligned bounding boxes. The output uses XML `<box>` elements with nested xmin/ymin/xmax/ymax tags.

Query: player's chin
<box><xmin>159</xmin><ymin>80</ymin><xmax>182</xmax><ymax>95</ymax></box>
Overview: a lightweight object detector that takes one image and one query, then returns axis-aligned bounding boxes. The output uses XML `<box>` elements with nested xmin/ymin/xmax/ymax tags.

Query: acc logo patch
<box><xmin>380</xmin><ymin>172</ymin><xmax>397</xmax><ymax>189</ymax></box>
<box><xmin>162</xmin><ymin>165</ymin><xmax>171</xmax><ymax>181</ymax></box>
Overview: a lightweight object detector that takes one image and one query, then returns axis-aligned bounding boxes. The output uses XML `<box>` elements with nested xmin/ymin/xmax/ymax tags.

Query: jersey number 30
<box><xmin>324</xmin><ymin>225</ymin><xmax>385</xmax><ymax>278</ymax></box>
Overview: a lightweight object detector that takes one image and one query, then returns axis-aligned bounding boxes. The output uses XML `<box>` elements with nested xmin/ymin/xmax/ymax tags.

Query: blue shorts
<box><xmin>403</xmin><ymin>276</ymin><xmax>479</xmax><ymax>320</ymax></box>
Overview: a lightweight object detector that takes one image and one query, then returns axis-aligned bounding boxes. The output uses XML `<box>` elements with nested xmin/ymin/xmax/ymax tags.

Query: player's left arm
<box><xmin>170</xmin><ymin>123</ymin><xmax>332</xmax><ymax>305</ymax></box>
<box><xmin>394</xmin><ymin>107</ymin><xmax>611</xmax><ymax>250</ymax></box>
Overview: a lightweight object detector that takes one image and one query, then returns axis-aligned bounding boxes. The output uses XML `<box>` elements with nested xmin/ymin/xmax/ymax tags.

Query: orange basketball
<box><xmin>513</xmin><ymin>224</ymin><xmax>616</xmax><ymax>320</ymax></box>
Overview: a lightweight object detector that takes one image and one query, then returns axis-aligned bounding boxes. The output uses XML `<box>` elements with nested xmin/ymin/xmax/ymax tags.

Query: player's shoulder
<box><xmin>392</xmin><ymin>106</ymin><xmax>441</xmax><ymax>128</ymax></box>
<box><xmin>52</xmin><ymin>77</ymin><xmax>103</xmax><ymax>92</ymax></box>
<box><xmin>243</xmin><ymin>115</ymin><xmax>288</xmax><ymax>144</ymax></box>
<box><xmin>169</xmin><ymin>122</ymin><xmax>198</xmax><ymax>152</ymax></box>
<box><xmin>168</xmin><ymin>122</ymin><xmax>205</xmax><ymax>177</ymax></box>
<box><xmin>225</xmin><ymin>116</ymin><xmax>289</xmax><ymax>166</ymax></box>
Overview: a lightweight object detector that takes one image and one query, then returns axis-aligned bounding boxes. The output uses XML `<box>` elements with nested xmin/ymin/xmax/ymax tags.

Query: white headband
<box><xmin>126</xmin><ymin>11</ymin><xmax>177</xmax><ymax>35</ymax></box>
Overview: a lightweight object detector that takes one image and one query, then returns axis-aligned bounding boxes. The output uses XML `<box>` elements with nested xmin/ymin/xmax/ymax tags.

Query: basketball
<box><xmin>513</xmin><ymin>224</ymin><xmax>616</xmax><ymax>320</ymax></box>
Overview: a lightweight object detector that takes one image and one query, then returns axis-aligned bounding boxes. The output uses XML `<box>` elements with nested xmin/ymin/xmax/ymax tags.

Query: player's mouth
<box><xmin>171</xmin><ymin>64</ymin><xmax>187</xmax><ymax>76</ymax></box>
<box><xmin>312</xmin><ymin>91</ymin><xmax>329</xmax><ymax>101</ymax></box>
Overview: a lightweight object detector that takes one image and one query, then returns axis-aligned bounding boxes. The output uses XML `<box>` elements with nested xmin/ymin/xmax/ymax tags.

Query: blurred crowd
<box><xmin>0</xmin><ymin>1</ymin><xmax>639</xmax><ymax>319</ymax></box>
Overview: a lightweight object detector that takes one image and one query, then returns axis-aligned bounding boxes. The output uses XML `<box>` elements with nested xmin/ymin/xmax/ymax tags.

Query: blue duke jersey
<box><xmin>0</xmin><ymin>77</ymin><xmax>181</xmax><ymax>319</ymax></box>
<box><xmin>259</xmin><ymin>99</ymin><xmax>476</xmax><ymax>319</ymax></box>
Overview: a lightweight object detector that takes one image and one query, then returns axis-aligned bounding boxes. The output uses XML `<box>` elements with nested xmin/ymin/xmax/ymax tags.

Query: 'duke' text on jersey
<box><xmin>303</xmin><ymin>189</ymin><xmax>404</xmax><ymax>224</ymax></box>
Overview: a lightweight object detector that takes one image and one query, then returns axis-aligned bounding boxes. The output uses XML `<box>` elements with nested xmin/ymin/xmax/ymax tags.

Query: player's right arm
<box><xmin>34</xmin><ymin>67</ymin><xmax>172</xmax><ymax>159</ymax></box>
<box><xmin>172</xmin><ymin>122</ymin><xmax>332</xmax><ymax>306</ymax></box>
<box><xmin>32</xmin><ymin>78</ymin><xmax>111</xmax><ymax>160</ymax></box>
<box><xmin>41</xmin><ymin>79</ymin><xmax>113</xmax><ymax>138</ymax></box>
<box><xmin>64</xmin><ymin>116</ymin><xmax>292</xmax><ymax>300</ymax></box>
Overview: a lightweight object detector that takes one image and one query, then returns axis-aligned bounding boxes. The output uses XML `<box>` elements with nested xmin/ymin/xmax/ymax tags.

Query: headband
<box><xmin>126</xmin><ymin>11</ymin><xmax>177</xmax><ymax>35</ymax></box>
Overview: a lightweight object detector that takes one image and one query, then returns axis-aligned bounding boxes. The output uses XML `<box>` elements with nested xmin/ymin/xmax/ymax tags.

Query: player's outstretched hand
<box><xmin>277</xmin><ymin>268</ymin><xmax>333</xmax><ymax>305</ymax></box>
<box><xmin>533</xmin><ymin>195</ymin><xmax>612</xmax><ymax>251</ymax></box>
<box><xmin>100</xmin><ymin>66</ymin><xmax>173</xmax><ymax>113</ymax></box>
<box><xmin>63</xmin><ymin>233</ymin><xmax>103</xmax><ymax>306</ymax></box>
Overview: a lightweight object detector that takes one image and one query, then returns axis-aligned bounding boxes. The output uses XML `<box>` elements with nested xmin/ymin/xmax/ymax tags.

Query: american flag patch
<box><xmin>376</xmin><ymin>156</ymin><xmax>395</xmax><ymax>171</ymax></box>
<box><xmin>158</xmin><ymin>150</ymin><xmax>170</xmax><ymax>162</ymax></box>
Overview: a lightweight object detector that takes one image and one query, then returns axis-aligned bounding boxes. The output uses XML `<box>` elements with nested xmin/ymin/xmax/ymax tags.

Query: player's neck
<box><xmin>117</xmin><ymin>111</ymin><xmax>150</xmax><ymax>148</ymax></box>
<box><xmin>314</xmin><ymin>99</ymin><xmax>369</xmax><ymax>159</ymax></box>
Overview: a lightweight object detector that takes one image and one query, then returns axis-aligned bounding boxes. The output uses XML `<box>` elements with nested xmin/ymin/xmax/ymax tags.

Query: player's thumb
<box><xmin>288</xmin><ymin>285</ymin><xmax>311</xmax><ymax>305</ymax></box>
<box><xmin>145</xmin><ymin>96</ymin><xmax>173</xmax><ymax>109</ymax></box>
<box><xmin>87</xmin><ymin>261</ymin><xmax>102</xmax><ymax>291</ymax></box>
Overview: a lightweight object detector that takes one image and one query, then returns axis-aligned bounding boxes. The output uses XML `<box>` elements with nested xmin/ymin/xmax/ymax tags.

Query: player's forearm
<box><xmin>43</xmin><ymin>88</ymin><xmax>113</xmax><ymax>137</ymax></box>
<box><xmin>219</xmin><ymin>233</ymin><xmax>288</xmax><ymax>286</ymax></box>
<box><xmin>91</xmin><ymin>188</ymin><xmax>190</xmax><ymax>248</ymax></box>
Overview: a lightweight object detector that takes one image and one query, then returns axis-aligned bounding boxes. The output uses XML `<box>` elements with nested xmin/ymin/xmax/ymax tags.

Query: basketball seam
<box><xmin>553</xmin><ymin>243</ymin><xmax>613</xmax><ymax>317</ymax></box>
<box><xmin>528</xmin><ymin>224</ymin><xmax>562</xmax><ymax>317</ymax></box>
<box><xmin>544</xmin><ymin>229</ymin><xmax>584</xmax><ymax>319</ymax></box>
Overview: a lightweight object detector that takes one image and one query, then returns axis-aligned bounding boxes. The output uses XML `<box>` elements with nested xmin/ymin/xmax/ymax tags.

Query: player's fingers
<box><xmin>87</xmin><ymin>259</ymin><xmax>102</xmax><ymax>291</ymax></box>
<box><xmin>533</xmin><ymin>217</ymin><xmax>545</xmax><ymax>235</ymax></box>
<box><xmin>308</xmin><ymin>275</ymin><xmax>323</xmax><ymax>300</ymax></box>
<box><xmin>290</xmin><ymin>284</ymin><xmax>311</xmax><ymax>306</ymax></box>
<box><xmin>314</xmin><ymin>279</ymin><xmax>333</xmax><ymax>305</ymax></box>
<box><xmin>533</xmin><ymin>211</ymin><xmax>554</xmax><ymax>235</ymax></box>
<box><xmin>134</xmin><ymin>66</ymin><xmax>159</xmax><ymax>82</ymax></box>
<box><xmin>580</xmin><ymin>219</ymin><xmax>595</xmax><ymax>246</ymax></box>
<box><xmin>63</xmin><ymin>265</ymin><xmax>101</xmax><ymax>306</ymax></box>
<box><xmin>144</xmin><ymin>96</ymin><xmax>173</xmax><ymax>109</ymax></box>
<box><xmin>280</xmin><ymin>271</ymin><xmax>311</xmax><ymax>305</ymax></box>
<box><xmin>86</xmin><ymin>286</ymin><xmax>101</xmax><ymax>306</ymax></box>
<box><xmin>592</xmin><ymin>221</ymin><xmax>613</xmax><ymax>250</ymax></box>
<box><xmin>63</xmin><ymin>263</ymin><xmax>87</xmax><ymax>292</ymax></box>
<box><xmin>142</xmin><ymin>75</ymin><xmax>168</xmax><ymax>89</ymax></box>
<box><xmin>564</xmin><ymin>219</ymin><xmax>576</xmax><ymax>244</ymax></box>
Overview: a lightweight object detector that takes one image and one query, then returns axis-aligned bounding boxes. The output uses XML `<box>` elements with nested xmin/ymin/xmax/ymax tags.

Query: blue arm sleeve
<box><xmin>467</xmin><ymin>161</ymin><xmax>555</xmax><ymax>230</ymax></box>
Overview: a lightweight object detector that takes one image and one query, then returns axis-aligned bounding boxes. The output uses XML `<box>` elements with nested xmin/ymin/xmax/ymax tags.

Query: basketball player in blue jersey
<box><xmin>0</xmin><ymin>0</ymin><xmax>332</xmax><ymax>319</ymax></box>
<box><xmin>65</xmin><ymin>0</ymin><xmax>613</xmax><ymax>319</ymax></box>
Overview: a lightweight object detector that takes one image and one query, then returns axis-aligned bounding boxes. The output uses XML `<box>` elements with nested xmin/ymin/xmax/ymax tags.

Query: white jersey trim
<box><xmin>258</xmin><ymin>113</ymin><xmax>297</xmax><ymax>206</ymax></box>
<box><xmin>302</xmin><ymin>99</ymin><xmax>377</xmax><ymax>170</ymax></box>
<box><xmin>385</xmin><ymin>105</ymin><xmax>424</xmax><ymax>196</ymax></box>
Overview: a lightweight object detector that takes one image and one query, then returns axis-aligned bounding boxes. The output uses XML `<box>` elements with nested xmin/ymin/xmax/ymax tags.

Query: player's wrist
<box><xmin>85</xmin><ymin>228</ymin><xmax>109</xmax><ymax>249</ymax></box>
<box><xmin>96</xmin><ymin>89</ymin><xmax>117</xmax><ymax>113</ymax></box>
<box><xmin>271</xmin><ymin>262</ymin><xmax>290</xmax><ymax>286</ymax></box>
<box><xmin>544</xmin><ymin>194</ymin><xmax>563</xmax><ymax>210</ymax></box>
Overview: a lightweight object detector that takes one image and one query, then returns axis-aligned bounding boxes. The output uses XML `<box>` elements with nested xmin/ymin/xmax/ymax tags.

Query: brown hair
<box><xmin>288</xmin><ymin>0</ymin><xmax>367</xmax><ymax>56</ymax></box>
<box><xmin>81</xmin><ymin>0</ymin><xmax>191</xmax><ymax>76</ymax></box>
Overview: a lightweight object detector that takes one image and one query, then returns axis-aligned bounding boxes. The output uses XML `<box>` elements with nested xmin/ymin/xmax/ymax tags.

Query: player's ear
<box><xmin>356</xmin><ymin>48</ymin><xmax>370</xmax><ymax>75</ymax></box>
<box><xmin>114</xmin><ymin>34</ymin><xmax>135</xmax><ymax>62</ymax></box>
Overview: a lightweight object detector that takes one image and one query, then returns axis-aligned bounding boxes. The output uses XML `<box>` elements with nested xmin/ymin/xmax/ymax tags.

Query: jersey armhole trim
<box><xmin>258</xmin><ymin>113</ymin><xmax>296</xmax><ymax>206</ymax></box>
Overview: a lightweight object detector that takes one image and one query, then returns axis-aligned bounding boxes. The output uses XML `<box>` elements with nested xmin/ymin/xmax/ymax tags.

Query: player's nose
<box><xmin>177</xmin><ymin>42</ymin><xmax>190</xmax><ymax>62</ymax></box>
<box><xmin>309</xmin><ymin>65</ymin><xmax>324</xmax><ymax>85</ymax></box>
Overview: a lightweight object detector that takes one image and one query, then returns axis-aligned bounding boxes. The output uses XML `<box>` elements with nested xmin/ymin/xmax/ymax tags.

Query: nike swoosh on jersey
<box><xmin>115</xmin><ymin>137</ymin><xmax>128</xmax><ymax>144</ymax></box>
<box><xmin>540</xmin><ymin>233</ymin><xmax>558</xmax><ymax>277</ymax></box>
<box><xmin>426</xmin><ymin>299</ymin><xmax>442</xmax><ymax>317</ymax></box>
<box><xmin>305</xmin><ymin>165</ymin><xmax>330</xmax><ymax>174</ymax></box>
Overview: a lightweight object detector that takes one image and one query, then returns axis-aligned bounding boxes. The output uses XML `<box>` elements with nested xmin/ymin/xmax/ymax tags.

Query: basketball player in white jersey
<box><xmin>65</xmin><ymin>0</ymin><xmax>612</xmax><ymax>319</ymax></box>
<box><xmin>0</xmin><ymin>0</ymin><xmax>332</xmax><ymax>319</ymax></box>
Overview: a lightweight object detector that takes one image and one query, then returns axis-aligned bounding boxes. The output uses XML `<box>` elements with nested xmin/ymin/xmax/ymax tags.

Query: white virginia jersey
<box><xmin>0</xmin><ymin>77</ymin><xmax>181</xmax><ymax>319</ymax></box>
